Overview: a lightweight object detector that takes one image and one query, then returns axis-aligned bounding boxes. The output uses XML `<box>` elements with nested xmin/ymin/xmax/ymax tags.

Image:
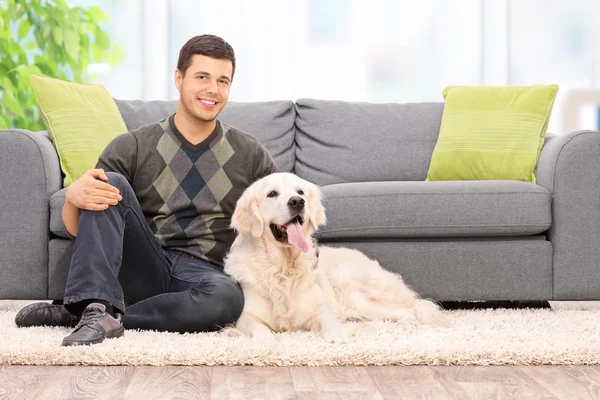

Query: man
<box><xmin>14</xmin><ymin>34</ymin><xmax>278</xmax><ymax>346</ymax></box>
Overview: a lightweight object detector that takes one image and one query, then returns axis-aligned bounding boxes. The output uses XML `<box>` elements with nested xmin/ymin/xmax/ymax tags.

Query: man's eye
<box><xmin>219</xmin><ymin>79</ymin><xmax>229</xmax><ymax>85</ymax></box>
<box><xmin>267</xmin><ymin>191</ymin><xmax>278</xmax><ymax>198</ymax></box>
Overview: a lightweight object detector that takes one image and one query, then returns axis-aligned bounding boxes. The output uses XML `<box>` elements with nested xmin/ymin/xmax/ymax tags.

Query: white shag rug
<box><xmin>1</xmin><ymin>300</ymin><xmax>599</xmax><ymax>366</ymax></box>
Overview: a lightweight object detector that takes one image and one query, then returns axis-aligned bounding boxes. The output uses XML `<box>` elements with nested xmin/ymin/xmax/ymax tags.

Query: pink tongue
<box><xmin>285</xmin><ymin>220</ymin><xmax>309</xmax><ymax>252</ymax></box>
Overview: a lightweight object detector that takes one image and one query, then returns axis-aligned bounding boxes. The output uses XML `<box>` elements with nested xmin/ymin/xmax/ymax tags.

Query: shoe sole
<box><xmin>61</xmin><ymin>325</ymin><xmax>125</xmax><ymax>347</ymax></box>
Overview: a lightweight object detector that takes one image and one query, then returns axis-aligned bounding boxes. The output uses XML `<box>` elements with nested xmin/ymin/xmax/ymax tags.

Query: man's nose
<box><xmin>287</xmin><ymin>196</ymin><xmax>305</xmax><ymax>213</ymax></box>
<box><xmin>206</xmin><ymin>79</ymin><xmax>218</xmax><ymax>94</ymax></box>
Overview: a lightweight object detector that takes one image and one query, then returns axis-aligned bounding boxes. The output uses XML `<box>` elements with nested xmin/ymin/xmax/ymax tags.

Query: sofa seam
<box><xmin>323</xmin><ymin>224</ymin><xmax>550</xmax><ymax>232</ymax></box>
<box><xmin>324</xmin><ymin>192</ymin><xmax>552</xmax><ymax>200</ymax></box>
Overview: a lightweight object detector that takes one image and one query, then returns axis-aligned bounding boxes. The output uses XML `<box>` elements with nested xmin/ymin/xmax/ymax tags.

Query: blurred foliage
<box><xmin>0</xmin><ymin>0</ymin><xmax>123</xmax><ymax>131</ymax></box>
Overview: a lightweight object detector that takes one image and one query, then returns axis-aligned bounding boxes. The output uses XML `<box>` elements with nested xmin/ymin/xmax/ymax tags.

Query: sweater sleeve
<box><xmin>95</xmin><ymin>132</ymin><xmax>138</xmax><ymax>183</ymax></box>
<box><xmin>252</xmin><ymin>140</ymin><xmax>278</xmax><ymax>182</ymax></box>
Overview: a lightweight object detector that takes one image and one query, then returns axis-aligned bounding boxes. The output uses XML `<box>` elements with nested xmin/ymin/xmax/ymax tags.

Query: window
<box><xmin>68</xmin><ymin>0</ymin><xmax>600</xmax><ymax>133</ymax></box>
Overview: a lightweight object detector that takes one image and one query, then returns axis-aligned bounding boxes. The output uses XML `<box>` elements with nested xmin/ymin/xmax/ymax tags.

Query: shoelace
<box><xmin>73</xmin><ymin>307</ymin><xmax>104</xmax><ymax>331</ymax></box>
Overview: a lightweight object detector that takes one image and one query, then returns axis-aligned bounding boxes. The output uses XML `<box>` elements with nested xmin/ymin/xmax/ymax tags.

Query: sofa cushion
<box><xmin>51</xmin><ymin>181</ymin><xmax>553</xmax><ymax>240</ymax></box>
<box><xmin>316</xmin><ymin>181</ymin><xmax>552</xmax><ymax>239</ymax></box>
<box><xmin>30</xmin><ymin>74</ymin><xmax>128</xmax><ymax>187</ymax></box>
<box><xmin>426</xmin><ymin>84</ymin><xmax>559</xmax><ymax>184</ymax></box>
<box><xmin>114</xmin><ymin>99</ymin><xmax>177</xmax><ymax>131</ymax></box>
<box><xmin>294</xmin><ymin>98</ymin><xmax>444</xmax><ymax>186</ymax></box>
<box><xmin>114</xmin><ymin>99</ymin><xmax>295</xmax><ymax>172</ymax></box>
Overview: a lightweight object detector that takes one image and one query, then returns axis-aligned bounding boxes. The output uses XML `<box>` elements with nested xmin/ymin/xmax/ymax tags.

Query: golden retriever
<box><xmin>223</xmin><ymin>172</ymin><xmax>449</xmax><ymax>342</ymax></box>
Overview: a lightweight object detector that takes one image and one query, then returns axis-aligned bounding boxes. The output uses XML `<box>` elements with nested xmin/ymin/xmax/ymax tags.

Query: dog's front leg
<box><xmin>318</xmin><ymin>306</ymin><xmax>347</xmax><ymax>343</ymax></box>
<box><xmin>235</xmin><ymin>312</ymin><xmax>276</xmax><ymax>343</ymax></box>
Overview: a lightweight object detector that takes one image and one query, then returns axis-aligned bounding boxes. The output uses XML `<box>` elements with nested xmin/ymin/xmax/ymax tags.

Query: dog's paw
<box><xmin>320</xmin><ymin>326</ymin><xmax>349</xmax><ymax>343</ymax></box>
<box><xmin>321</xmin><ymin>333</ymin><xmax>347</xmax><ymax>343</ymax></box>
<box><xmin>219</xmin><ymin>327</ymin><xmax>244</xmax><ymax>337</ymax></box>
<box><xmin>252</xmin><ymin>330</ymin><xmax>277</xmax><ymax>343</ymax></box>
<box><xmin>393</xmin><ymin>309</ymin><xmax>420</xmax><ymax>327</ymax></box>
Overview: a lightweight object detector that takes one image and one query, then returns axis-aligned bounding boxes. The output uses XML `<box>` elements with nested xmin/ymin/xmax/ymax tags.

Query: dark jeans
<box><xmin>63</xmin><ymin>172</ymin><xmax>244</xmax><ymax>333</ymax></box>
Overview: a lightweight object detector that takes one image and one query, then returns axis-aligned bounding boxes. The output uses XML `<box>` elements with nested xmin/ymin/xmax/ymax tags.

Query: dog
<box><xmin>223</xmin><ymin>172</ymin><xmax>449</xmax><ymax>342</ymax></box>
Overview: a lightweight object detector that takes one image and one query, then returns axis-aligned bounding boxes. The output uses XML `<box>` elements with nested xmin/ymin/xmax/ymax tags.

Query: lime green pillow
<box><xmin>30</xmin><ymin>74</ymin><xmax>127</xmax><ymax>186</ymax></box>
<box><xmin>426</xmin><ymin>84</ymin><xmax>559</xmax><ymax>183</ymax></box>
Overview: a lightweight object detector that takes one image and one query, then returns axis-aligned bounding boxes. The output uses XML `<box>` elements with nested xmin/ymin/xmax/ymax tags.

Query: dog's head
<box><xmin>231</xmin><ymin>172</ymin><xmax>326</xmax><ymax>252</ymax></box>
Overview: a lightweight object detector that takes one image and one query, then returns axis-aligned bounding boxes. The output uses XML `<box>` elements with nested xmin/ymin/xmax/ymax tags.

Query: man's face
<box><xmin>175</xmin><ymin>54</ymin><xmax>233</xmax><ymax>124</ymax></box>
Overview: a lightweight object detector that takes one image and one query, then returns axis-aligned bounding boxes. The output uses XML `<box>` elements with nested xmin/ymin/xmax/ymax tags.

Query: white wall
<box><xmin>73</xmin><ymin>0</ymin><xmax>600</xmax><ymax>133</ymax></box>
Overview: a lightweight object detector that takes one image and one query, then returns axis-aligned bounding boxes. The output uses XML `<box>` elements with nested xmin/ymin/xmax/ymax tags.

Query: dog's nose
<box><xmin>287</xmin><ymin>196</ymin><xmax>305</xmax><ymax>213</ymax></box>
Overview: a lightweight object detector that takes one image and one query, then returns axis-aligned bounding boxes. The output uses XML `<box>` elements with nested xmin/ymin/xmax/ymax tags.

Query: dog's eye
<box><xmin>267</xmin><ymin>190</ymin><xmax>278</xmax><ymax>198</ymax></box>
<box><xmin>297</xmin><ymin>190</ymin><xmax>304</xmax><ymax>195</ymax></box>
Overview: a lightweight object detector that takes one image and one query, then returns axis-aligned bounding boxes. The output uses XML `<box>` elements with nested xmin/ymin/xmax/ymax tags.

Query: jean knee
<box><xmin>105</xmin><ymin>172</ymin><xmax>132</xmax><ymax>193</ymax></box>
<box><xmin>192</xmin><ymin>276</ymin><xmax>244</xmax><ymax>327</ymax></box>
<box><xmin>213</xmin><ymin>276</ymin><xmax>244</xmax><ymax>319</ymax></box>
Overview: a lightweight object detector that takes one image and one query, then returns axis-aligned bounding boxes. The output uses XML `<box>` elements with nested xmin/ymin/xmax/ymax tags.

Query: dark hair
<box><xmin>177</xmin><ymin>34</ymin><xmax>236</xmax><ymax>78</ymax></box>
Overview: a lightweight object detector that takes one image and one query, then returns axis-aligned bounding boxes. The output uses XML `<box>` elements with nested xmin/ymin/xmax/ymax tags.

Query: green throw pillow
<box><xmin>426</xmin><ymin>84</ymin><xmax>559</xmax><ymax>183</ymax></box>
<box><xmin>30</xmin><ymin>74</ymin><xmax>127</xmax><ymax>186</ymax></box>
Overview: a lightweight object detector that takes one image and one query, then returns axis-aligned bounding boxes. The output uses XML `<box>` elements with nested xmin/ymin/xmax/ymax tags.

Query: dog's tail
<box><xmin>413</xmin><ymin>299</ymin><xmax>450</xmax><ymax>327</ymax></box>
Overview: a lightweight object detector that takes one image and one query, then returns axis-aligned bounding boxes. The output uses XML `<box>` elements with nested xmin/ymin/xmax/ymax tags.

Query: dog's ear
<box><xmin>307</xmin><ymin>186</ymin><xmax>327</xmax><ymax>232</ymax></box>
<box><xmin>231</xmin><ymin>189</ymin><xmax>264</xmax><ymax>237</ymax></box>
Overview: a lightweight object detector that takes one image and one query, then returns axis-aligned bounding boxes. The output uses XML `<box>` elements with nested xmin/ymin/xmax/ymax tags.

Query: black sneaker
<box><xmin>61</xmin><ymin>303</ymin><xmax>124</xmax><ymax>347</ymax></box>
<box><xmin>15</xmin><ymin>302</ymin><xmax>80</xmax><ymax>328</ymax></box>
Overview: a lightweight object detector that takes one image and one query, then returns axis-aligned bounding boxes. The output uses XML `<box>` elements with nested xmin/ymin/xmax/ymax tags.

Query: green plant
<box><xmin>0</xmin><ymin>0</ymin><xmax>123</xmax><ymax>131</ymax></box>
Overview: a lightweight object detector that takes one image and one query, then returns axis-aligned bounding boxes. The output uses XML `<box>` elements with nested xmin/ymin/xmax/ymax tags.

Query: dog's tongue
<box><xmin>286</xmin><ymin>220</ymin><xmax>309</xmax><ymax>252</ymax></box>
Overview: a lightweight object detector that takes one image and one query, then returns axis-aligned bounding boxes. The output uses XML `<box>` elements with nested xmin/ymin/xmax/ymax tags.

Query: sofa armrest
<box><xmin>0</xmin><ymin>129</ymin><xmax>62</xmax><ymax>299</ymax></box>
<box><xmin>536</xmin><ymin>130</ymin><xmax>600</xmax><ymax>299</ymax></box>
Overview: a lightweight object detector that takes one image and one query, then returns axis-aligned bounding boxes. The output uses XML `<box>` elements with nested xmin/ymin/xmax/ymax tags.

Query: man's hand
<box><xmin>65</xmin><ymin>169</ymin><xmax>122</xmax><ymax>211</ymax></box>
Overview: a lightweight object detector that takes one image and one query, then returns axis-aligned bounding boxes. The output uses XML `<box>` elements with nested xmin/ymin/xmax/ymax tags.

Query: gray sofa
<box><xmin>2</xmin><ymin>98</ymin><xmax>600</xmax><ymax>302</ymax></box>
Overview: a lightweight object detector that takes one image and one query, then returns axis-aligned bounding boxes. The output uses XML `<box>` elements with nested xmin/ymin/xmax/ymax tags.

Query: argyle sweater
<box><xmin>95</xmin><ymin>114</ymin><xmax>277</xmax><ymax>266</ymax></box>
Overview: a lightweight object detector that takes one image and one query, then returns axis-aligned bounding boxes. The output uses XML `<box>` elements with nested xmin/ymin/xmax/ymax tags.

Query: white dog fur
<box><xmin>223</xmin><ymin>172</ymin><xmax>449</xmax><ymax>342</ymax></box>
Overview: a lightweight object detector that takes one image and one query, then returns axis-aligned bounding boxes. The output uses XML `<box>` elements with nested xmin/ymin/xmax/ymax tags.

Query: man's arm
<box><xmin>62</xmin><ymin>133</ymin><xmax>137</xmax><ymax>238</ymax></box>
<box><xmin>62</xmin><ymin>169</ymin><xmax>120</xmax><ymax>237</ymax></box>
<box><xmin>62</xmin><ymin>195</ymin><xmax>80</xmax><ymax>239</ymax></box>
<box><xmin>94</xmin><ymin>132</ymin><xmax>138</xmax><ymax>183</ymax></box>
<box><xmin>253</xmin><ymin>141</ymin><xmax>278</xmax><ymax>181</ymax></box>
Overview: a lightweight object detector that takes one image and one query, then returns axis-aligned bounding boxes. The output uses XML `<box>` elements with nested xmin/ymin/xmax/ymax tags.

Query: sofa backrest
<box><xmin>114</xmin><ymin>98</ymin><xmax>445</xmax><ymax>185</ymax></box>
<box><xmin>114</xmin><ymin>99</ymin><xmax>296</xmax><ymax>173</ymax></box>
<box><xmin>294</xmin><ymin>99</ymin><xmax>444</xmax><ymax>186</ymax></box>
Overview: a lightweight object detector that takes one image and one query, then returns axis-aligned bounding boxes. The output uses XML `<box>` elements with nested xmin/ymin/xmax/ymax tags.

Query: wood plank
<box><xmin>560</xmin><ymin>366</ymin><xmax>600</xmax><ymax>399</ymax></box>
<box><xmin>519</xmin><ymin>366</ymin><xmax>600</xmax><ymax>400</ymax></box>
<box><xmin>367</xmin><ymin>366</ymin><xmax>471</xmax><ymax>399</ymax></box>
<box><xmin>443</xmin><ymin>366</ymin><xmax>558</xmax><ymax>399</ymax></box>
<box><xmin>210</xmin><ymin>366</ymin><xmax>297</xmax><ymax>400</ymax></box>
<box><xmin>36</xmin><ymin>366</ymin><xmax>135</xmax><ymax>399</ymax></box>
<box><xmin>0</xmin><ymin>366</ymin><xmax>59</xmax><ymax>400</ymax></box>
<box><xmin>4</xmin><ymin>365</ymin><xmax>600</xmax><ymax>399</ymax></box>
<box><xmin>290</xmin><ymin>366</ymin><xmax>378</xmax><ymax>394</ymax></box>
<box><xmin>123</xmin><ymin>366</ymin><xmax>211</xmax><ymax>399</ymax></box>
<box><xmin>296</xmin><ymin>392</ymin><xmax>384</xmax><ymax>400</ymax></box>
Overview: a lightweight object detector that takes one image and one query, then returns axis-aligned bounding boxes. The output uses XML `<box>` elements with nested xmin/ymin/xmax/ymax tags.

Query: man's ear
<box><xmin>174</xmin><ymin>69</ymin><xmax>183</xmax><ymax>92</ymax></box>
<box><xmin>307</xmin><ymin>187</ymin><xmax>327</xmax><ymax>232</ymax></box>
<box><xmin>231</xmin><ymin>190</ymin><xmax>264</xmax><ymax>237</ymax></box>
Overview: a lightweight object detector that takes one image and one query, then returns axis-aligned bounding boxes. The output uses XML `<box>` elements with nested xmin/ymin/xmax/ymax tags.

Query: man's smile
<box><xmin>198</xmin><ymin>98</ymin><xmax>218</xmax><ymax>109</ymax></box>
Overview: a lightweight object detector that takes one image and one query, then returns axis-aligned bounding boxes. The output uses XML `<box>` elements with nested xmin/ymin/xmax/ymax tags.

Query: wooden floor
<box><xmin>1</xmin><ymin>365</ymin><xmax>600</xmax><ymax>399</ymax></box>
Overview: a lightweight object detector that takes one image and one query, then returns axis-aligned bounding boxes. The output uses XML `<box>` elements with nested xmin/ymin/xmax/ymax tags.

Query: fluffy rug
<box><xmin>2</xmin><ymin>300</ymin><xmax>600</xmax><ymax>366</ymax></box>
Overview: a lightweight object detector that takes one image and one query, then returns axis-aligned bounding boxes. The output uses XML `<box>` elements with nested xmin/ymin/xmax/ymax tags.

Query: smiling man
<box><xmin>14</xmin><ymin>34</ymin><xmax>278</xmax><ymax>346</ymax></box>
